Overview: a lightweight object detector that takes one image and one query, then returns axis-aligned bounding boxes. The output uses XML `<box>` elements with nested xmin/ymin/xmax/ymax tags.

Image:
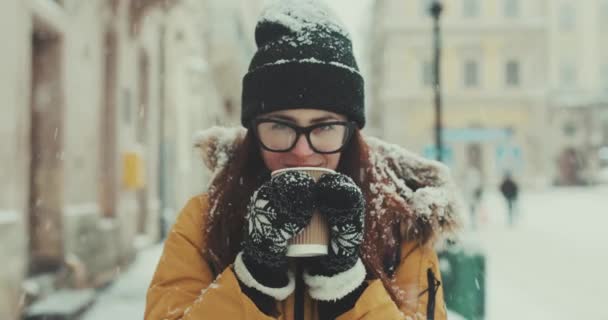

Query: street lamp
<box><xmin>430</xmin><ymin>1</ymin><xmax>443</xmax><ymax>162</ymax></box>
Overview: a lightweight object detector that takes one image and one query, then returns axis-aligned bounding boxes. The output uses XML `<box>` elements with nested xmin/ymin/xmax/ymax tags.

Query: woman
<box><xmin>145</xmin><ymin>1</ymin><xmax>460</xmax><ymax>319</ymax></box>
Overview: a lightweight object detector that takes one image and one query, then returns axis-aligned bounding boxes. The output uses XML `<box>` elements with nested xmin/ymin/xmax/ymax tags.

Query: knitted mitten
<box><xmin>304</xmin><ymin>173</ymin><xmax>367</xmax><ymax>302</ymax></box>
<box><xmin>234</xmin><ymin>170</ymin><xmax>315</xmax><ymax>300</ymax></box>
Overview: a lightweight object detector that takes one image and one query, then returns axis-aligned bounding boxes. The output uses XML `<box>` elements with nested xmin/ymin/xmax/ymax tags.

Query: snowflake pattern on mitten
<box><xmin>243</xmin><ymin>171</ymin><xmax>316</xmax><ymax>268</ymax></box>
<box><xmin>330</xmin><ymin>222</ymin><xmax>364</xmax><ymax>257</ymax></box>
<box><xmin>315</xmin><ymin>173</ymin><xmax>366</xmax><ymax>275</ymax></box>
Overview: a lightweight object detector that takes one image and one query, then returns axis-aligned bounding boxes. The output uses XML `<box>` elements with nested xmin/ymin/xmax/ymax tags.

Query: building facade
<box><xmin>369</xmin><ymin>0</ymin><xmax>549</xmax><ymax>188</ymax></box>
<box><xmin>545</xmin><ymin>0</ymin><xmax>608</xmax><ymax>185</ymax></box>
<box><xmin>369</xmin><ymin>0</ymin><xmax>608</xmax><ymax>187</ymax></box>
<box><xmin>0</xmin><ymin>0</ymin><xmax>261</xmax><ymax>318</ymax></box>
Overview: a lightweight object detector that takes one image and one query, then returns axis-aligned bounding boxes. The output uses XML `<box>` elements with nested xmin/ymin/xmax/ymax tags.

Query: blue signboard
<box><xmin>442</xmin><ymin>128</ymin><xmax>512</xmax><ymax>143</ymax></box>
<box><xmin>423</xmin><ymin>145</ymin><xmax>454</xmax><ymax>166</ymax></box>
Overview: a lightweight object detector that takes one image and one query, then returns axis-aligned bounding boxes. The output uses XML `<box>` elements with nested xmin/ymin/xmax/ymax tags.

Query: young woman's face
<box><xmin>255</xmin><ymin>109</ymin><xmax>347</xmax><ymax>172</ymax></box>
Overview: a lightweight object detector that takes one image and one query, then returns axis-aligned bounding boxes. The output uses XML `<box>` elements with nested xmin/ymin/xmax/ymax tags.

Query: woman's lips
<box><xmin>284</xmin><ymin>163</ymin><xmax>322</xmax><ymax>168</ymax></box>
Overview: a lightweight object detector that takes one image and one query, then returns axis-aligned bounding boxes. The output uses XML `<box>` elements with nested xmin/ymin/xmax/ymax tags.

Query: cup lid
<box><xmin>271</xmin><ymin>167</ymin><xmax>336</xmax><ymax>176</ymax></box>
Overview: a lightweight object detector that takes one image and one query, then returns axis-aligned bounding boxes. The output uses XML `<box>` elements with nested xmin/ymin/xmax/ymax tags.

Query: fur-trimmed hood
<box><xmin>194</xmin><ymin>126</ymin><xmax>462</xmax><ymax>242</ymax></box>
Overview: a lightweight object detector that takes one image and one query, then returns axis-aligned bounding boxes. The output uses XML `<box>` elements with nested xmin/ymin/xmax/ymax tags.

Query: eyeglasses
<box><xmin>251</xmin><ymin>118</ymin><xmax>356</xmax><ymax>154</ymax></box>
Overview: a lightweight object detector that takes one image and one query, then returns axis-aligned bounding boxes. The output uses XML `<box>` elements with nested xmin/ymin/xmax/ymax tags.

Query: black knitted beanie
<box><xmin>241</xmin><ymin>0</ymin><xmax>365</xmax><ymax>128</ymax></box>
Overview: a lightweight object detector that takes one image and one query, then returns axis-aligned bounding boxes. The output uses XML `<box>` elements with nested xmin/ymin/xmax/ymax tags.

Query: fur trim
<box><xmin>233</xmin><ymin>252</ymin><xmax>295</xmax><ymax>300</ymax></box>
<box><xmin>303</xmin><ymin>258</ymin><xmax>366</xmax><ymax>301</ymax></box>
<box><xmin>193</xmin><ymin>126</ymin><xmax>246</xmax><ymax>178</ymax></box>
<box><xmin>365</xmin><ymin>137</ymin><xmax>463</xmax><ymax>242</ymax></box>
<box><xmin>193</xmin><ymin>127</ymin><xmax>463</xmax><ymax>242</ymax></box>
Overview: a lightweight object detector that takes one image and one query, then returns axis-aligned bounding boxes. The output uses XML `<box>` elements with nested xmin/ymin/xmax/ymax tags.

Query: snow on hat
<box><xmin>241</xmin><ymin>0</ymin><xmax>365</xmax><ymax>128</ymax></box>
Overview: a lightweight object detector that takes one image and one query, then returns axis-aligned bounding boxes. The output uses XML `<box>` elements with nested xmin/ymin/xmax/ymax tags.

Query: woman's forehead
<box><xmin>263</xmin><ymin>109</ymin><xmax>346</xmax><ymax>124</ymax></box>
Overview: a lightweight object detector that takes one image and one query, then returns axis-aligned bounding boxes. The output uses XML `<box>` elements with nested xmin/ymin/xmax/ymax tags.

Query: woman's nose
<box><xmin>290</xmin><ymin>135</ymin><xmax>315</xmax><ymax>157</ymax></box>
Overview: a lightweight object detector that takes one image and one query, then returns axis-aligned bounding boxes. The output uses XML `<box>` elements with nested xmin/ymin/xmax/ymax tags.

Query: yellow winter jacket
<box><xmin>145</xmin><ymin>194</ymin><xmax>447</xmax><ymax>320</ymax></box>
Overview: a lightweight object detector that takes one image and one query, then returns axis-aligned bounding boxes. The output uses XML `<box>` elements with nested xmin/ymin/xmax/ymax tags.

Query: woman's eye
<box><xmin>271</xmin><ymin>123</ymin><xmax>289</xmax><ymax>130</ymax></box>
<box><xmin>318</xmin><ymin>124</ymin><xmax>335</xmax><ymax>131</ymax></box>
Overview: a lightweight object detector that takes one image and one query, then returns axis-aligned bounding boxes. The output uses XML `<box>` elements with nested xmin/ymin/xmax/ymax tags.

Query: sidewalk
<box><xmin>81</xmin><ymin>244</ymin><xmax>163</xmax><ymax>319</ymax></box>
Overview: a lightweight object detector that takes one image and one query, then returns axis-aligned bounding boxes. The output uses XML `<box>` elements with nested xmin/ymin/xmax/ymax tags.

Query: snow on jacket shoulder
<box><xmin>145</xmin><ymin>194</ymin><xmax>448</xmax><ymax>320</ymax></box>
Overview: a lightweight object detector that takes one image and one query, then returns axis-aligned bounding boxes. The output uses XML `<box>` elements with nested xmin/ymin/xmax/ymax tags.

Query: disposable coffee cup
<box><xmin>271</xmin><ymin>167</ymin><xmax>334</xmax><ymax>257</ymax></box>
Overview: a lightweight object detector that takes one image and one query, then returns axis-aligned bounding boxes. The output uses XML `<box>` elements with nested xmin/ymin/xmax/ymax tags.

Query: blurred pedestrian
<box><xmin>144</xmin><ymin>1</ymin><xmax>460</xmax><ymax>319</ymax></box>
<box><xmin>463</xmin><ymin>165</ymin><xmax>483</xmax><ymax>229</ymax></box>
<box><xmin>500</xmin><ymin>172</ymin><xmax>519</xmax><ymax>226</ymax></box>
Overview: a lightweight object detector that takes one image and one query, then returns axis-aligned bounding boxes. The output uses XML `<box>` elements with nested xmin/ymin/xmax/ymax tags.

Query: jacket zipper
<box><xmin>295</xmin><ymin>263</ymin><xmax>304</xmax><ymax>320</ymax></box>
<box><xmin>426</xmin><ymin>268</ymin><xmax>441</xmax><ymax>320</ymax></box>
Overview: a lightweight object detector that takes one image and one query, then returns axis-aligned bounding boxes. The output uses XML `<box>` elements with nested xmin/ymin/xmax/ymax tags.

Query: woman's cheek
<box><xmin>261</xmin><ymin>150</ymin><xmax>282</xmax><ymax>171</ymax></box>
<box><xmin>324</xmin><ymin>153</ymin><xmax>341</xmax><ymax>171</ymax></box>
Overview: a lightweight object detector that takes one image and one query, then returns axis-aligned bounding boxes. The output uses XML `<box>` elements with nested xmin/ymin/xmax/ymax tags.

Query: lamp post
<box><xmin>430</xmin><ymin>1</ymin><xmax>444</xmax><ymax>162</ymax></box>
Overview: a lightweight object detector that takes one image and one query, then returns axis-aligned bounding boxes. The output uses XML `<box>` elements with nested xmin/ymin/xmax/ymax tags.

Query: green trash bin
<box><xmin>438</xmin><ymin>244</ymin><xmax>485</xmax><ymax>320</ymax></box>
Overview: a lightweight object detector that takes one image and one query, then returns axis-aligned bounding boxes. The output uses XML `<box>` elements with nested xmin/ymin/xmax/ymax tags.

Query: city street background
<box><xmin>1</xmin><ymin>0</ymin><xmax>607</xmax><ymax>319</ymax></box>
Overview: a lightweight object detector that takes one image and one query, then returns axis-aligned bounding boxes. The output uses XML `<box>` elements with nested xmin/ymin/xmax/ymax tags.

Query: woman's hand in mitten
<box><xmin>304</xmin><ymin>173</ymin><xmax>367</xmax><ymax>302</ymax></box>
<box><xmin>234</xmin><ymin>170</ymin><xmax>315</xmax><ymax>300</ymax></box>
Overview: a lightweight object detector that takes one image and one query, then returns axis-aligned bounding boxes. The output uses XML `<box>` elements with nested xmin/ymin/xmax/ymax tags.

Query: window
<box><xmin>422</xmin><ymin>60</ymin><xmax>433</xmax><ymax>86</ymax></box>
<box><xmin>464</xmin><ymin>60</ymin><xmax>479</xmax><ymax>87</ymax></box>
<box><xmin>563</xmin><ymin>122</ymin><xmax>576</xmax><ymax>137</ymax></box>
<box><xmin>504</xmin><ymin>0</ymin><xmax>519</xmax><ymax>18</ymax></box>
<box><xmin>122</xmin><ymin>89</ymin><xmax>132</xmax><ymax>125</ymax></box>
<box><xmin>560</xmin><ymin>61</ymin><xmax>577</xmax><ymax>87</ymax></box>
<box><xmin>463</xmin><ymin>0</ymin><xmax>480</xmax><ymax>18</ymax></box>
<box><xmin>601</xmin><ymin>1</ymin><xmax>608</xmax><ymax>30</ymax></box>
<box><xmin>420</xmin><ymin>0</ymin><xmax>434</xmax><ymax>17</ymax></box>
<box><xmin>505</xmin><ymin>60</ymin><xmax>520</xmax><ymax>87</ymax></box>
<box><xmin>559</xmin><ymin>4</ymin><xmax>576</xmax><ymax>31</ymax></box>
<box><xmin>602</xmin><ymin>64</ymin><xmax>608</xmax><ymax>91</ymax></box>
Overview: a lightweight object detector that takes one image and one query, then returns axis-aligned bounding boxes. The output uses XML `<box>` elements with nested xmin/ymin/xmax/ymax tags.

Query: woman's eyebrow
<box><xmin>268</xmin><ymin>114</ymin><xmax>297</xmax><ymax>122</ymax></box>
<box><xmin>309</xmin><ymin>116</ymin><xmax>338</xmax><ymax>124</ymax></box>
<box><xmin>267</xmin><ymin>114</ymin><xmax>338</xmax><ymax>124</ymax></box>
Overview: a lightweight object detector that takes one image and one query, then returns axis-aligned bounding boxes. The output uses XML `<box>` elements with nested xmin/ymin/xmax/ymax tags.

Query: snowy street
<box><xmin>477</xmin><ymin>186</ymin><xmax>608</xmax><ymax>319</ymax></box>
<box><xmin>81</xmin><ymin>186</ymin><xmax>608</xmax><ymax>319</ymax></box>
<box><xmin>81</xmin><ymin>245</ymin><xmax>163</xmax><ymax>319</ymax></box>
